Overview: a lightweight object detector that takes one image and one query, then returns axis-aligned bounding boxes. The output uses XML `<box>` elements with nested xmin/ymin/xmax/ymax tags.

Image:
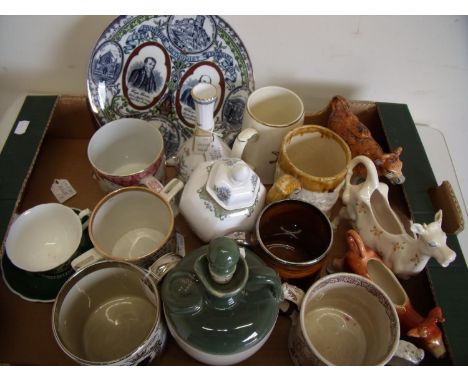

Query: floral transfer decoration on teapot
<box><xmin>196</xmin><ymin>160</ymin><xmax>261</xmax><ymax>221</ymax></box>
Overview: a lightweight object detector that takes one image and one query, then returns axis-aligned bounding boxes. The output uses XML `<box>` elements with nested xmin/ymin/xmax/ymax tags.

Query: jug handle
<box><xmin>345</xmin><ymin>155</ymin><xmax>380</xmax><ymax>199</ymax></box>
<box><xmin>231</xmin><ymin>127</ymin><xmax>259</xmax><ymax>159</ymax></box>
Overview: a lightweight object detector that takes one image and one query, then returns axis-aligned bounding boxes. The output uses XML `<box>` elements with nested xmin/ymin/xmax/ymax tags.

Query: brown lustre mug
<box><xmin>229</xmin><ymin>199</ymin><xmax>333</xmax><ymax>280</ymax></box>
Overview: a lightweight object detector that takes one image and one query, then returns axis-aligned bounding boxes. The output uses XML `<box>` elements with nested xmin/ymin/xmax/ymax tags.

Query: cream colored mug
<box><xmin>71</xmin><ymin>182</ymin><xmax>183</xmax><ymax>270</ymax></box>
<box><xmin>284</xmin><ymin>273</ymin><xmax>401</xmax><ymax>366</ymax></box>
<box><xmin>231</xmin><ymin>86</ymin><xmax>304</xmax><ymax>184</ymax></box>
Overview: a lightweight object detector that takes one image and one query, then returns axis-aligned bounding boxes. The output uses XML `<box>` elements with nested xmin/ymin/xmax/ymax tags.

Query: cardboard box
<box><xmin>0</xmin><ymin>96</ymin><xmax>467</xmax><ymax>365</ymax></box>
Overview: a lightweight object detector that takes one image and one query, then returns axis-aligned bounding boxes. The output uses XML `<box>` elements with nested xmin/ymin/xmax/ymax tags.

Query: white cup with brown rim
<box><xmin>71</xmin><ymin>181</ymin><xmax>183</xmax><ymax>271</ymax></box>
<box><xmin>266</xmin><ymin>125</ymin><xmax>351</xmax><ymax>214</ymax></box>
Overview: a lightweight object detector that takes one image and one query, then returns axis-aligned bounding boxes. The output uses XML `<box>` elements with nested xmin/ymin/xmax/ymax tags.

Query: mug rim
<box><xmin>88</xmin><ymin>186</ymin><xmax>174</xmax><ymax>262</ymax></box>
<box><xmin>87</xmin><ymin>118</ymin><xmax>164</xmax><ymax>178</ymax></box>
<box><xmin>246</xmin><ymin>86</ymin><xmax>304</xmax><ymax>128</ymax></box>
<box><xmin>5</xmin><ymin>203</ymin><xmax>84</xmax><ymax>273</ymax></box>
<box><xmin>280</xmin><ymin>124</ymin><xmax>352</xmax><ymax>183</ymax></box>
<box><xmin>52</xmin><ymin>260</ymin><xmax>162</xmax><ymax>365</ymax></box>
<box><xmin>299</xmin><ymin>272</ymin><xmax>400</xmax><ymax>366</ymax></box>
<box><xmin>255</xmin><ymin>199</ymin><xmax>333</xmax><ymax>268</ymax></box>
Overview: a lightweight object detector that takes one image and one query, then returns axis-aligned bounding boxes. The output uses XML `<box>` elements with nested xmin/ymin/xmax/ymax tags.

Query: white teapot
<box><xmin>179</xmin><ymin>158</ymin><xmax>266</xmax><ymax>242</ymax></box>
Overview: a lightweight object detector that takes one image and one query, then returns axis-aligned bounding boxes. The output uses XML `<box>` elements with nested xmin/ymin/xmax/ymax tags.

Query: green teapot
<box><xmin>161</xmin><ymin>237</ymin><xmax>282</xmax><ymax>365</ymax></box>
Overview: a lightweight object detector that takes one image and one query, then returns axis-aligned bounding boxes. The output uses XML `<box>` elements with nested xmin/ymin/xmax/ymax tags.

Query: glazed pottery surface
<box><xmin>231</xmin><ymin>86</ymin><xmax>304</xmax><ymax>184</ymax></box>
<box><xmin>161</xmin><ymin>237</ymin><xmax>282</xmax><ymax>365</ymax></box>
<box><xmin>5</xmin><ymin>204</ymin><xmax>90</xmax><ymax>274</ymax></box>
<box><xmin>268</xmin><ymin>124</ymin><xmax>351</xmax><ymax>214</ymax></box>
<box><xmin>87</xmin><ymin>15</ymin><xmax>255</xmax><ymax>159</ymax></box>
<box><xmin>340</xmin><ymin>155</ymin><xmax>456</xmax><ymax>278</ymax></box>
<box><xmin>232</xmin><ymin>199</ymin><xmax>333</xmax><ymax>280</ymax></box>
<box><xmin>286</xmin><ymin>273</ymin><xmax>400</xmax><ymax>366</ymax></box>
<box><xmin>71</xmin><ymin>183</ymin><xmax>183</xmax><ymax>270</ymax></box>
<box><xmin>343</xmin><ymin>229</ymin><xmax>446</xmax><ymax>359</ymax></box>
<box><xmin>52</xmin><ymin>261</ymin><xmax>166</xmax><ymax>365</ymax></box>
<box><xmin>88</xmin><ymin>118</ymin><xmax>166</xmax><ymax>193</ymax></box>
<box><xmin>1</xmin><ymin>208</ymin><xmax>92</xmax><ymax>303</ymax></box>
<box><xmin>179</xmin><ymin>158</ymin><xmax>266</xmax><ymax>243</ymax></box>
<box><xmin>176</xmin><ymin>83</ymin><xmax>232</xmax><ymax>183</ymax></box>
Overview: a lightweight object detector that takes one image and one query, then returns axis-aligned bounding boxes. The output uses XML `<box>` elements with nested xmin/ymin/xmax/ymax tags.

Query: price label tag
<box><xmin>51</xmin><ymin>179</ymin><xmax>77</xmax><ymax>203</ymax></box>
<box><xmin>176</xmin><ymin>232</ymin><xmax>186</xmax><ymax>258</ymax></box>
<box><xmin>193</xmin><ymin>135</ymin><xmax>212</xmax><ymax>155</ymax></box>
<box><xmin>204</xmin><ymin>141</ymin><xmax>223</xmax><ymax>161</ymax></box>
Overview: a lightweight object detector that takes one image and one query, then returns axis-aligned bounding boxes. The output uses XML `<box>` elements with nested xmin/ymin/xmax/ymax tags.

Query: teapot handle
<box><xmin>231</xmin><ymin>127</ymin><xmax>259</xmax><ymax>160</ymax></box>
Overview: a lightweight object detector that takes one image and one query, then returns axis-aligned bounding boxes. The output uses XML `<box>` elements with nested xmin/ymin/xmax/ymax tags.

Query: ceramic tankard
<box><xmin>231</xmin><ymin>86</ymin><xmax>304</xmax><ymax>184</ymax></box>
<box><xmin>266</xmin><ymin>125</ymin><xmax>351</xmax><ymax>214</ymax></box>
<box><xmin>52</xmin><ymin>260</ymin><xmax>170</xmax><ymax>365</ymax></box>
<box><xmin>88</xmin><ymin>118</ymin><xmax>166</xmax><ymax>193</ymax></box>
<box><xmin>71</xmin><ymin>181</ymin><xmax>183</xmax><ymax>270</ymax></box>
<box><xmin>229</xmin><ymin>199</ymin><xmax>333</xmax><ymax>280</ymax></box>
<box><xmin>284</xmin><ymin>273</ymin><xmax>401</xmax><ymax>366</ymax></box>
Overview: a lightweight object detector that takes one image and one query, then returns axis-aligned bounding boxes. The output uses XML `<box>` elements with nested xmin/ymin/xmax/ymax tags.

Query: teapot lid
<box><xmin>206</xmin><ymin>159</ymin><xmax>260</xmax><ymax>210</ymax></box>
<box><xmin>161</xmin><ymin>237</ymin><xmax>281</xmax><ymax>357</ymax></box>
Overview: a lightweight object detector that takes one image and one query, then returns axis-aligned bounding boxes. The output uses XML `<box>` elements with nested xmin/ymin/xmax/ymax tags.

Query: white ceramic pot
<box><xmin>179</xmin><ymin>158</ymin><xmax>266</xmax><ymax>242</ymax></box>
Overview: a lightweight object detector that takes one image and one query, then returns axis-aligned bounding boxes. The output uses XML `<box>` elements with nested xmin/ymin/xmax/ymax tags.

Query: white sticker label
<box><xmin>51</xmin><ymin>179</ymin><xmax>77</xmax><ymax>203</ymax></box>
<box><xmin>14</xmin><ymin>120</ymin><xmax>30</xmax><ymax>135</ymax></box>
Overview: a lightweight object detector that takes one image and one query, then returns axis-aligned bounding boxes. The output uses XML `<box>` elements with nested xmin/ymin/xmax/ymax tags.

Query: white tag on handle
<box><xmin>51</xmin><ymin>179</ymin><xmax>77</xmax><ymax>203</ymax></box>
<box><xmin>193</xmin><ymin>135</ymin><xmax>212</xmax><ymax>155</ymax></box>
<box><xmin>204</xmin><ymin>140</ymin><xmax>223</xmax><ymax>161</ymax></box>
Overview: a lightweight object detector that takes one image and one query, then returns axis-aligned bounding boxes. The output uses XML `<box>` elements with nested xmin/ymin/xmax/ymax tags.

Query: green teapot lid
<box><xmin>161</xmin><ymin>237</ymin><xmax>282</xmax><ymax>357</ymax></box>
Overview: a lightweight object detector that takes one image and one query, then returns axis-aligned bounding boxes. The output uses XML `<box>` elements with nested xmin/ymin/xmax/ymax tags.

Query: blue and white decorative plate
<box><xmin>87</xmin><ymin>15</ymin><xmax>255</xmax><ymax>159</ymax></box>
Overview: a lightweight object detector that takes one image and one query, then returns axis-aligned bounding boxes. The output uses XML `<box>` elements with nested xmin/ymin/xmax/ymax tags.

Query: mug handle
<box><xmin>140</xmin><ymin>176</ymin><xmax>164</xmax><ymax>193</ymax></box>
<box><xmin>282</xmin><ymin>282</ymin><xmax>305</xmax><ymax>307</ymax></box>
<box><xmin>266</xmin><ymin>174</ymin><xmax>302</xmax><ymax>204</ymax></box>
<box><xmin>77</xmin><ymin>208</ymin><xmax>91</xmax><ymax>230</ymax></box>
<box><xmin>231</xmin><ymin>127</ymin><xmax>259</xmax><ymax>160</ymax></box>
<box><xmin>148</xmin><ymin>253</ymin><xmax>183</xmax><ymax>284</ymax></box>
<box><xmin>225</xmin><ymin>231</ymin><xmax>257</xmax><ymax>247</ymax></box>
<box><xmin>71</xmin><ymin>248</ymin><xmax>104</xmax><ymax>272</ymax></box>
<box><xmin>159</xmin><ymin>178</ymin><xmax>184</xmax><ymax>203</ymax></box>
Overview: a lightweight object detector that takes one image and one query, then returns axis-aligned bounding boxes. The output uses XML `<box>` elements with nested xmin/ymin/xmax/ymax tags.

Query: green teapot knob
<box><xmin>208</xmin><ymin>237</ymin><xmax>240</xmax><ymax>284</ymax></box>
